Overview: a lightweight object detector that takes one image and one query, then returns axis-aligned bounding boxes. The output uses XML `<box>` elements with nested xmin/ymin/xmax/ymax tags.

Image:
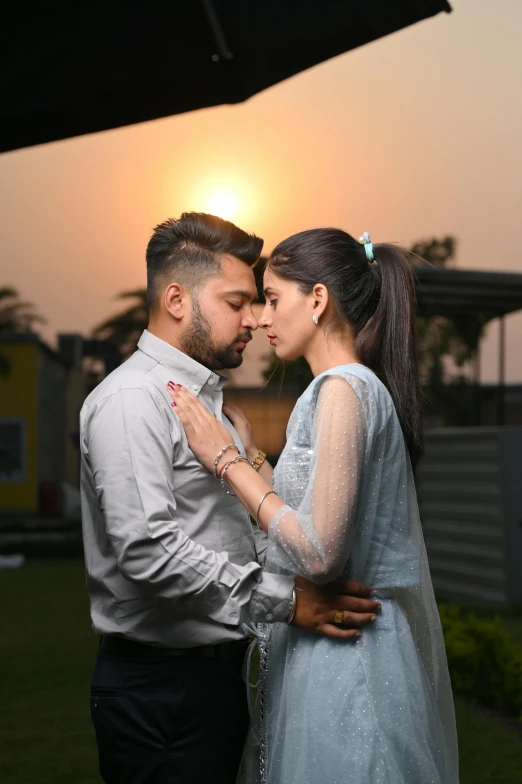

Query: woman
<box><xmin>167</xmin><ymin>228</ymin><xmax>459</xmax><ymax>784</ymax></box>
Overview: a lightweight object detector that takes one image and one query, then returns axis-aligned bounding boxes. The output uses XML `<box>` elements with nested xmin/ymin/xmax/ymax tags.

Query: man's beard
<box><xmin>179</xmin><ymin>299</ymin><xmax>249</xmax><ymax>371</ymax></box>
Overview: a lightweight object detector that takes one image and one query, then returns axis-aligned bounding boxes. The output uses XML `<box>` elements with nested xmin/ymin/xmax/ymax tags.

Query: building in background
<box><xmin>0</xmin><ymin>333</ymin><xmax>119</xmax><ymax>517</ymax></box>
<box><xmin>0</xmin><ymin>334</ymin><xmax>79</xmax><ymax>514</ymax></box>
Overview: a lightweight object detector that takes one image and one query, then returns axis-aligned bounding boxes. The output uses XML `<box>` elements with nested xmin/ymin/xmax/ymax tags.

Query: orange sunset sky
<box><xmin>1</xmin><ymin>0</ymin><xmax>522</xmax><ymax>382</ymax></box>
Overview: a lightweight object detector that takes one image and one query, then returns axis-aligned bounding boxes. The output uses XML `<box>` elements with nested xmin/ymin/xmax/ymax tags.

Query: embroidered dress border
<box><xmin>257</xmin><ymin>622</ymin><xmax>272</xmax><ymax>783</ymax></box>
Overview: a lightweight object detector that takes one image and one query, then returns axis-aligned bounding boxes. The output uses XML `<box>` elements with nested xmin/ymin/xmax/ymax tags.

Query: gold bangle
<box><xmin>251</xmin><ymin>449</ymin><xmax>266</xmax><ymax>472</ymax></box>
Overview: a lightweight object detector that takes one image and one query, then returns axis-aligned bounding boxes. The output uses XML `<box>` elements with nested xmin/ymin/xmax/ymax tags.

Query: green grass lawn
<box><xmin>1</xmin><ymin>559</ymin><xmax>522</xmax><ymax>783</ymax></box>
<box><xmin>456</xmin><ymin>698</ymin><xmax>522</xmax><ymax>783</ymax></box>
<box><xmin>1</xmin><ymin>559</ymin><xmax>99</xmax><ymax>784</ymax></box>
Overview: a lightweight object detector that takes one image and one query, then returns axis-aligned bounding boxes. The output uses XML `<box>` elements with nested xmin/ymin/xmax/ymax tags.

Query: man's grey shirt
<box><xmin>80</xmin><ymin>330</ymin><xmax>293</xmax><ymax>647</ymax></box>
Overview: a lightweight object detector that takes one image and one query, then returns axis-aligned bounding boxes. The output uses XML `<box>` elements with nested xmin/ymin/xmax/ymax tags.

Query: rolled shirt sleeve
<box><xmin>83</xmin><ymin>386</ymin><xmax>293</xmax><ymax>626</ymax></box>
<box><xmin>251</xmin><ymin>524</ymin><xmax>269</xmax><ymax>565</ymax></box>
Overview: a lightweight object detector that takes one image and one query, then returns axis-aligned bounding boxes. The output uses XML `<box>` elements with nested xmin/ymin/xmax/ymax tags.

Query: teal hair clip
<box><xmin>358</xmin><ymin>231</ymin><xmax>374</xmax><ymax>263</ymax></box>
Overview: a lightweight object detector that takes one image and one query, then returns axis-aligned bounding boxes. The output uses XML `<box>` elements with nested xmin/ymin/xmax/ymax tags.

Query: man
<box><xmin>80</xmin><ymin>212</ymin><xmax>380</xmax><ymax>784</ymax></box>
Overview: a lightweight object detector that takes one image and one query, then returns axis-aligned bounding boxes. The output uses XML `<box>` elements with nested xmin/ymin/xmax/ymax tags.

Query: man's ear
<box><xmin>164</xmin><ymin>283</ymin><xmax>190</xmax><ymax>321</ymax></box>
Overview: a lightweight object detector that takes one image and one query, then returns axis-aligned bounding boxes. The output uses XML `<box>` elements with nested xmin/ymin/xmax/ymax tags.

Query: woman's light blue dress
<box><xmin>247</xmin><ymin>365</ymin><xmax>458</xmax><ymax>784</ymax></box>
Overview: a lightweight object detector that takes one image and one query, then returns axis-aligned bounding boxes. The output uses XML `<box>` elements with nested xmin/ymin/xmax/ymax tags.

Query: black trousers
<box><xmin>90</xmin><ymin>649</ymin><xmax>250</xmax><ymax>784</ymax></box>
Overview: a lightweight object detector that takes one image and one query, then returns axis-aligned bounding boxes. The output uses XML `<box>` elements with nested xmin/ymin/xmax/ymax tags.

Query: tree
<box><xmin>0</xmin><ymin>287</ymin><xmax>46</xmax><ymax>376</ymax></box>
<box><xmin>410</xmin><ymin>237</ymin><xmax>483</xmax><ymax>390</ymax></box>
<box><xmin>410</xmin><ymin>236</ymin><xmax>456</xmax><ymax>269</ymax></box>
<box><xmin>0</xmin><ymin>286</ymin><xmax>46</xmax><ymax>336</ymax></box>
<box><xmin>92</xmin><ymin>289</ymin><xmax>148</xmax><ymax>358</ymax></box>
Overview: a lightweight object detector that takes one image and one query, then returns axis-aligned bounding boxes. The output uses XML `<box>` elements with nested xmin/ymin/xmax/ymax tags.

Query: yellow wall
<box><xmin>0</xmin><ymin>343</ymin><xmax>39</xmax><ymax>511</ymax></box>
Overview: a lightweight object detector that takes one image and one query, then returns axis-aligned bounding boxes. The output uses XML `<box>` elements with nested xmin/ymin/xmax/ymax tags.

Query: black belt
<box><xmin>99</xmin><ymin>635</ymin><xmax>250</xmax><ymax>671</ymax></box>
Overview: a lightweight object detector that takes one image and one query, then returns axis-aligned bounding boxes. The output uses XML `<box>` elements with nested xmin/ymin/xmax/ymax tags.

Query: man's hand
<box><xmin>292</xmin><ymin>576</ymin><xmax>380</xmax><ymax>640</ymax></box>
<box><xmin>222</xmin><ymin>401</ymin><xmax>257</xmax><ymax>458</ymax></box>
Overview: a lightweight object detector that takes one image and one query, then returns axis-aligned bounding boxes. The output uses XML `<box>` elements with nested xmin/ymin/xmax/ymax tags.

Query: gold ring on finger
<box><xmin>334</xmin><ymin>609</ymin><xmax>344</xmax><ymax>625</ymax></box>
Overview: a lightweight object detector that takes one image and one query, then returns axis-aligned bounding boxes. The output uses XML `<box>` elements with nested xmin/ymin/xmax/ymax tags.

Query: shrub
<box><xmin>439</xmin><ymin>604</ymin><xmax>522</xmax><ymax>720</ymax></box>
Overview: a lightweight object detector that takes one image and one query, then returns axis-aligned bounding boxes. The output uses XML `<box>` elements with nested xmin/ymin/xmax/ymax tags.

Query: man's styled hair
<box><xmin>146</xmin><ymin>212</ymin><xmax>264</xmax><ymax>309</ymax></box>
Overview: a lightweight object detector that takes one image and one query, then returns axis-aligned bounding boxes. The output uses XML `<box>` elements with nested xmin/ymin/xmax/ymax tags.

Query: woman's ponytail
<box><xmin>356</xmin><ymin>244</ymin><xmax>424</xmax><ymax>467</ymax></box>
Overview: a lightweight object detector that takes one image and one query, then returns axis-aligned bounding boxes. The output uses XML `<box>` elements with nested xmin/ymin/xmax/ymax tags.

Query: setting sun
<box><xmin>177</xmin><ymin>171</ymin><xmax>255</xmax><ymax>228</ymax></box>
<box><xmin>205</xmin><ymin>188</ymin><xmax>240</xmax><ymax>221</ymax></box>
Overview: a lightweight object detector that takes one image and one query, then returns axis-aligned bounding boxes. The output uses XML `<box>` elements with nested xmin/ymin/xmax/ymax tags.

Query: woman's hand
<box><xmin>167</xmin><ymin>383</ymin><xmax>237</xmax><ymax>473</ymax></box>
<box><xmin>222</xmin><ymin>401</ymin><xmax>257</xmax><ymax>459</ymax></box>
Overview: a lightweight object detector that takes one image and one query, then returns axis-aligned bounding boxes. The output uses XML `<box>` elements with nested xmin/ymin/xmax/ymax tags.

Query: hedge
<box><xmin>439</xmin><ymin>604</ymin><xmax>522</xmax><ymax>720</ymax></box>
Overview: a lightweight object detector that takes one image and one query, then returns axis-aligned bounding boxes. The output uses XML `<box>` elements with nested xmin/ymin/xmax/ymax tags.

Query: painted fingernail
<box><xmin>167</xmin><ymin>381</ymin><xmax>175</xmax><ymax>388</ymax></box>
<box><xmin>171</xmin><ymin>402</ymin><xmax>176</xmax><ymax>407</ymax></box>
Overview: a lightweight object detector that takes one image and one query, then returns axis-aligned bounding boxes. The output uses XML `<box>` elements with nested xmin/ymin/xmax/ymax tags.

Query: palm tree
<box><xmin>92</xmin><ymin>289</ymin><xmax>148</xmax><ymax>358</ymax></box>
<box><xmin>0</xmin><ymin>287</ymin><xmax>46</xmax><ymax>376</ymax></box>
<box><xmin>0</xmin><ymin>286</ymin><xmax>46</xmax><ymax>336</ymax></box>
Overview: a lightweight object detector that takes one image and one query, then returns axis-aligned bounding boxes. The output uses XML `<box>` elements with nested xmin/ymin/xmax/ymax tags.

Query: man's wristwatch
<box><xmin>251</xmin><ymin>449</ymin><xmax>267</xmax><ymax>472</ymax></box>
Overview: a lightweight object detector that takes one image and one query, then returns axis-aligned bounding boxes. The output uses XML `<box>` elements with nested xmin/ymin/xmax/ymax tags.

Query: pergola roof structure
<box><xmin>415</xmin><ymin>267</ymin><xmax>522</xmax><ymax>320</ymax></box>
<box><xmin>414</xmin><ymin>267</ymin><xmax>522</xmax><ymax>425</ymax></box>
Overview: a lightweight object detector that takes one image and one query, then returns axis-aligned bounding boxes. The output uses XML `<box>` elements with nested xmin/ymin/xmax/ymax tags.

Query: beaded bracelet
<box><xmin>219</xmin><ymin>456</ymin><xmax>250</xmax><ymax>495</ymax></box>
<box><xmin>213</xmin><ymin>444</ymin><xmax>239</xmax><ymax>477</ymax></box>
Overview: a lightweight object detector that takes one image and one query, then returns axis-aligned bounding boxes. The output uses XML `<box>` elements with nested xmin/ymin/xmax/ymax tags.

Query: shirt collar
<box><xmin>137</xmin><ymin>330</ymin><xmax>228</xmax><ymax>395</ymax></box>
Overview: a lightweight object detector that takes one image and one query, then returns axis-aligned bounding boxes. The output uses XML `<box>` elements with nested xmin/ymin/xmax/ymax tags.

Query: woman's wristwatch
<box><xmin>251</xmin><ymin>449</ymin><xmax>267</xmax><ymax>472</ymax></box>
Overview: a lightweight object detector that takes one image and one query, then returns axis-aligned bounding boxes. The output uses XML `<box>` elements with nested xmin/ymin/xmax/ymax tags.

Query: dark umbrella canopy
<box><xmin>1</xmin><ymin>0</ymin><xmax>450</xmax><ymax>153</ymax></box>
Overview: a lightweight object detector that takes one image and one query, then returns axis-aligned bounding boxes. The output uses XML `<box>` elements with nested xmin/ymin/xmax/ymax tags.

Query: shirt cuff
<box><xmin>245</xmin><ymin>571</ymin><xmax>295</xmax><ymax>624</ymax></box>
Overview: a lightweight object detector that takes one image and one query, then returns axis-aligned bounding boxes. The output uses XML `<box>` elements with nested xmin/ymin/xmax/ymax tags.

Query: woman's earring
<box><xmin>312</xmin><ymin>313</ymin><xmax>319</xmax><ymax>325</ymax></box>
